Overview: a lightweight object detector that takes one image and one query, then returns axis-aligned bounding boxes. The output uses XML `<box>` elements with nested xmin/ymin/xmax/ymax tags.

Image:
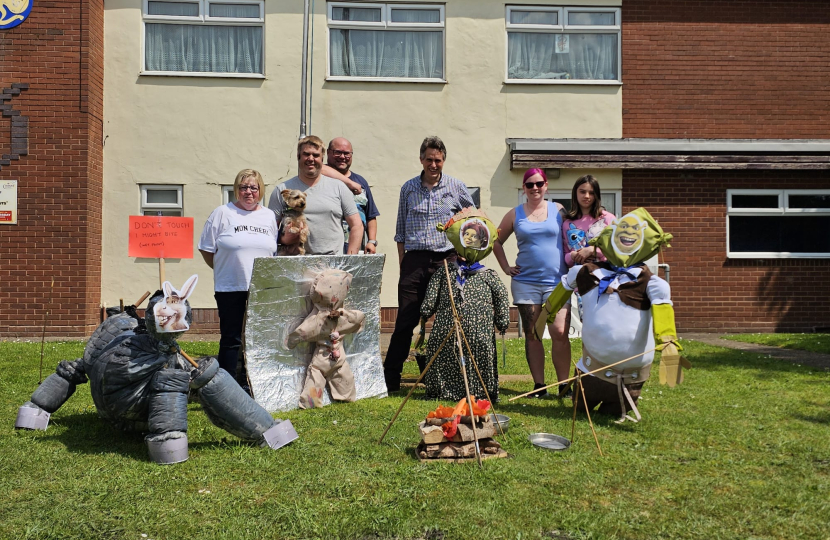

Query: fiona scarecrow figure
<box><xmin>534</xmin><ymin>208</ymin><xmax>690</xmax><ymax>422</ymax></box>
<box><xmin>420</xmin><ymin>208</ymin><xmax>511</xmax><ymax>402</ymax></box>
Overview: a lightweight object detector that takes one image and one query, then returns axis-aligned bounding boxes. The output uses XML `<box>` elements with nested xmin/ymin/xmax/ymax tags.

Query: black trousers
<box><xmin>383</xmin><ymin>249</ymin><xmax>456</xmax><ymax>391</ymax></box>
<box><xmin>214</xmin><ymin>291</ymin><xmax>249</xmax><ymax>380</ymax></box>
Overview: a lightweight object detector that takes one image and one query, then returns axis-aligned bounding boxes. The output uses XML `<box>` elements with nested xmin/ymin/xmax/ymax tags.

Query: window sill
<box><xmin>325</xmin><ymin>76</ymin><xmax>447</xmax><ymax>84</ymax></box>
<box><xmin>504</xmin><ymin>79</ymin><xmax>622</xmax><ymax>86</ymax></box>
<box><xmin>727</xmin><ymin>253</ymin><xmax>830</xmax><ymax>259</ymax></box>
<box><xmin>139</xmin><ymin>71</ymin><xmax>266</xmax><ymax>79</ymax></box>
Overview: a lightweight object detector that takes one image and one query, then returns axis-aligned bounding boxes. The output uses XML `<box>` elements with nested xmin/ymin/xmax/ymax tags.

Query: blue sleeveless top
<box><xmin>514</xmin><ymin>202</ymin><xmax>565</xmax><ymax>286</ymax></box>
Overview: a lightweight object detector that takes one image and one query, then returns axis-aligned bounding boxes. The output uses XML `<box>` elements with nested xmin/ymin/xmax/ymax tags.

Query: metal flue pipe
<box><xmin>299</xmin><ymin>0</ymin><xmax>310</xmax><ymax>138</ymax></box>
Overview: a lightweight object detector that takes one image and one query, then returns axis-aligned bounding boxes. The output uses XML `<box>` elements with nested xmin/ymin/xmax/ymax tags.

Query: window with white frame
<box><xmin>222</xmin><ymin>185</ymin><xmax>237</xmax><ymax>204</ymax></box>
<box><xmin>506</xmin><ymin>6</ymin><xmax>620</xmax><ymax>82</ymax></box>
<box><xmin>142</xmin><ymin>0</ymin><xmax>264</xmax><ymax>75</ymax></box>
<box><xmin>727</xmin><ymin>189</ymin><xmax>830</xmax><ymax>258</ymax></box>
<box><xmin>141</xmin><ymin>185</ymin><xmax>184</xmax><ymax>216</ymax></box>
<box><xmin>521</xmin><ymin>189</ymin><xmax>621</xmax><ymax>217</ymax></box>
<box><xmin>327</xmin><ymin>2</ymin><xmax>445</xmax><ymax>81</ymax></box>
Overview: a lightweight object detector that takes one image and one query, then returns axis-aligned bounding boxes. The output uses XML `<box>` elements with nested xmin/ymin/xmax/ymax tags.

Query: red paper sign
<box><xmin>0</xmin><ymin>211</ymin><xmax>12</xmax><ymax>222</ymax></box>
<box><xmin>128</xmin><ymin>216</ymin><xmax>194</xmax><ymax>259</ymax></box>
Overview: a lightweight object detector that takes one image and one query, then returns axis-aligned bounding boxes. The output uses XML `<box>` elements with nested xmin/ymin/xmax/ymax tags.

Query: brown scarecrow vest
<box><xmin>576</xmin><ymin>262</ymin><xmax>653</xmax><ymax>311</ymax></box>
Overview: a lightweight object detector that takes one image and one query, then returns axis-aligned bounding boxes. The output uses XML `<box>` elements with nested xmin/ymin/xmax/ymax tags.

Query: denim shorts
<box><xmin>511</xmin><ymin>279</ymin><xmax>557</xmax><ymax>305</ymax></box>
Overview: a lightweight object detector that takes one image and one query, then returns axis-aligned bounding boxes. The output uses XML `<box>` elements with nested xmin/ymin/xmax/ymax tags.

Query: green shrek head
<box><xmin>437</xmin><ymin>208</ymin><xmax>498</xmax><ymax>263</ymax></box>
<box><xmin>589</xmin><ymin>208</ymin><xmax>672</xmax><ymax>267</ymax></box>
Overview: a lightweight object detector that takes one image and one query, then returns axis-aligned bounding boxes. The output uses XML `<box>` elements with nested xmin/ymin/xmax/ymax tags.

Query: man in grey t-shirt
<box><xmin>268</xmin><ymin>135</ymin><xmax>363</xmax><ymax>255</ymax></box>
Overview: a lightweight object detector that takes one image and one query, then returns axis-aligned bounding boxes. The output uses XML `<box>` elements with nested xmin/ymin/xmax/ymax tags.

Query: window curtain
<box><xmin>331</xmin><ymin>7</ymin><xmax>382</xmax><ymax>22</ymax></box>
<box><xmin>507</xmin><ymin>33</ymin><xmax>617</xmax><ymax>80</ymax></box>
<box><xmin>330</xmin><ymin>30</ymin><xmax>443</xmax><ymax>78</ymax></box>
<box><xmin>209</xmin><ymin>3</ymin><xmax>260</xmax><ymax>18</ymax></box>
<box><xmin>145</xmin><ymin>24</ymin><xmax>263</xmax><ymax>73</ymax></box>
<box><xmin>390</xmin><ymin>9</ymin><xmax>440</xmax><ymax>23</ymax></box>
<box><xmin>330</xmin><ymin>10</ymin><xmax>443</xmax><ymax>78</ymax></box>
<box><xmin>147</xmin><ymin>2</ymin><xmax>199</xmax><ymax>17</ymax></box>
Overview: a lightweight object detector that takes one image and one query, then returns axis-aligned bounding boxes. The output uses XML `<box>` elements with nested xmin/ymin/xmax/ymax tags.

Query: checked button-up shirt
<box><xmin>394</xmin><ymin>172</ymin><xmax>475</xmax><ymax>252</ymax></box>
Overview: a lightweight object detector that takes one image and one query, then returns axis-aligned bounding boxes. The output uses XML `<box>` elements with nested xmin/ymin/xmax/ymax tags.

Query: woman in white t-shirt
<box><xmin>198</xmin><ymin>169</ymin><xmax>277</xmax><ymax>381</ymax></box>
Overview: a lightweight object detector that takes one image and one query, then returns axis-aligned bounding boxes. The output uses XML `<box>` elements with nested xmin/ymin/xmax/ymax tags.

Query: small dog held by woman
<box><xmin>277</xmin><ymin>189</ymin><xmax>309</xmax><ymax>256</ymax></box>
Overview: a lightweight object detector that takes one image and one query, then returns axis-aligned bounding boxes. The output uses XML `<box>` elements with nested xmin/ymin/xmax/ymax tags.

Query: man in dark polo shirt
<box><xmin>325</xmin><ymin>137</ymin><xmax>381</xmax><ymax>254</ymax></box>
<box><xmin>383</xmin><ymin>136</ymin><xmax>475</xmax><ymax>392</ymax></box>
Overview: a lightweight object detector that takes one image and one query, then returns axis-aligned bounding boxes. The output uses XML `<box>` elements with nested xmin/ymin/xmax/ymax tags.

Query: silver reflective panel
<box><xmin>245</xmin><ymin>254</ymin><xmax>387</xmax><ymax>412</ymax></box>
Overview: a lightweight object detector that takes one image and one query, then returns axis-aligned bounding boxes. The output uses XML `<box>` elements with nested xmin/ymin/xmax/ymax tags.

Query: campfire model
<box><xmin>417</xmin><ymin>397</ymin><xmax>507</xmax><ymax>461</ymax></box>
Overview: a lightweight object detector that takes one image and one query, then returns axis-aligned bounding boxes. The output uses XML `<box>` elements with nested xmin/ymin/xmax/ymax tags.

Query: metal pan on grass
<box><xmin>489</xmin><ymin>414</ymin><xmax>510</xmax><ymax>432</ymax></box>
<box><xmin>528</xmin><ymin>433</ymin><xmax>571</xmax><ymax>451</ymax></box>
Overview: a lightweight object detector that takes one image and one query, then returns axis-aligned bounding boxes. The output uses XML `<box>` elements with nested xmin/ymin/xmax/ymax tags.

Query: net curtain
<box><xmin>145</xmin><ymin>3</ymin><xmax>263</xmax><ymax>74</ymax></box>
<box><xmin>330</xmin><ymin>9</ymin><xmax>443</xmax><ymax>79</ymax></box>
<box><xmin>507</xmin><ymin>33</ymin><xmax>617</xmax><ymax>80</ymax></box>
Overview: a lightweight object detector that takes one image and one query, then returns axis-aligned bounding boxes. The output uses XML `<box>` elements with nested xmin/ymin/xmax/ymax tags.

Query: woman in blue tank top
<box><xmin>493</xmin><ymin>168</ymin><xmax>571</xmax><ymax>398</ymax></box>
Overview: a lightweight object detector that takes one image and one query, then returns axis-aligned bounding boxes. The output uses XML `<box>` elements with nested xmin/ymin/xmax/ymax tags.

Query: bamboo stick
<box><xmin>378</xmin><ymin>331</ymin><xmax>453</xmax><ymax>444</ymax></box>
<box><xmin>134</xmin><ymin>291</ymin><xmax>151</xmax><ymax>307</ymax></box>
<box><xmin>577</xmin><ymin>373</ymin><xmax>603</xmax><ymax>457</ymax></box>
<box><xmin>453</xmin><ymin>319</ymin><xmax>482</xmax><ymax>468</ymax></box>
<box><xmin>508</xmin><ymin>344</ymin><xmax>666</xmax><ymax>402</ymax></box>
<box><xmin>178</xmin><ymin>349</ymin><xmax>200</xmax><ymax>369</ymax></box>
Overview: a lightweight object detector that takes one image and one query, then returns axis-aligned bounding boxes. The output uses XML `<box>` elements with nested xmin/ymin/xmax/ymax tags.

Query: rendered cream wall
<box><xmin>102</xmin><ymin>0</ymin><xmax>622</xmax><ymax>310</ymax></box>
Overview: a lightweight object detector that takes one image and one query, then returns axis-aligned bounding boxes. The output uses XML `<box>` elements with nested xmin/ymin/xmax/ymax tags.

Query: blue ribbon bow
<box><xmin>456</xmin><ymin>261</ymin><xmax>484</xmax><ymax>288</ymax></box>
<box><xmin>596</xmin><ymin>263</ymin><xmax>643</xmax><ymax>298</ymax></box>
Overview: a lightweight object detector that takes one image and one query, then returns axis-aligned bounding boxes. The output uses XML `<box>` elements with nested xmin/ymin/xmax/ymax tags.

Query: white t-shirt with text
<box><xmin>198</xmin><ymin>203</ymin><xmax>278</xmax><ymax>292</ymax></box>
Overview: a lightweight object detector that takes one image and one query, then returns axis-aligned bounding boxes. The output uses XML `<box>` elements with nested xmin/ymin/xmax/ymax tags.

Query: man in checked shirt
<box><xmin>383</xmin><ymin>136</ymin><xmax>475</xmax><ymax>392</ymax></box>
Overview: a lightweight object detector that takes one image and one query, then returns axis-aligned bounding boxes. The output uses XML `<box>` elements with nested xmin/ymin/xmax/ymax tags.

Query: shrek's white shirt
<box><xmin>198</xmin><ymin>203</ymin><xmax>278</xmax><ymax>292</ymax></box>
<box><xmin>561</xmin><ymin>265</ymin><xmax>672</xmax><ymax>374</ymax></box>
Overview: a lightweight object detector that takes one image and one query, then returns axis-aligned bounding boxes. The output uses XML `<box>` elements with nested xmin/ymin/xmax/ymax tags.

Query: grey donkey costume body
<box><xmin>15</xmin><ymin>290</ymin><xmax>296</xmax><ymax>464</ymax></box>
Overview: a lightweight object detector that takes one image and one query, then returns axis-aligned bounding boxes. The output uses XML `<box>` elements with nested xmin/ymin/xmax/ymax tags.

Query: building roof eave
<box><xmin>507</xmin><ymin>138</ymin><xmax>830</xmax><ymax>170</ymax></box>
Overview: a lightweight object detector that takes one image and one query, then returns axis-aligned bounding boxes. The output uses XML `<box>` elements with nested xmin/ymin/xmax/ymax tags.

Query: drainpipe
<box><xmin>658</xmin><ymin>263</ymin><xmax>671</xmax><ymax>284</ymax></box>
<box><xmin>299</xmin><ymin>0</ymin><xmax>310</xmax><ymax>138</ymax></box>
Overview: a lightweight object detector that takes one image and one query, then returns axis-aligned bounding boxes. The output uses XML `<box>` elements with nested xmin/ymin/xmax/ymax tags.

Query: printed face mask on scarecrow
<box><xmin>589</xmin><ymin>208</ymin><xmax>672</xmax><ymax>268</ymax></box>
<box><xmin>149</xmin><ymin>275</ymin><xmax>198</xmax><ymax>336</ymax></box>
<box><xmin>437</xmin><ymin>208</ymin><xmax>498</xmax><ymax>263</ymax></box>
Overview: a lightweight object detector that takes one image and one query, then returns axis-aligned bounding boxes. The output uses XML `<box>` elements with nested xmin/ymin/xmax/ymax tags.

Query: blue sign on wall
<box><xmin>0</xmin><ymin>0</ymin><xmax>32</xmax><ymax>30</ymax></box>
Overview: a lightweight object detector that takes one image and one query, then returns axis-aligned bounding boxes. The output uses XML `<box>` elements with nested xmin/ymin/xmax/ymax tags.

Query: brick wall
<box><xmin>0</xmin><ymin>1</ymin><xmax>105</xmax><ymax>338</ymax></box>
<box><xmin>623</xmin><ymin>1</ymin><xmax>830</xmax><ymax>139</ymax></box>
<box><xmin>623</xmin><ymin>170</ymin><xmax>830</xmax><ymax>332</ymax></box>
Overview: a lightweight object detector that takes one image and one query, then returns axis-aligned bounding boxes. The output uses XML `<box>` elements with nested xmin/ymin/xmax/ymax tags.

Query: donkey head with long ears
<box><xmin>153</xmin><ymin>274</ymin><xmax>198</xmax><ymax>333</ymax></box>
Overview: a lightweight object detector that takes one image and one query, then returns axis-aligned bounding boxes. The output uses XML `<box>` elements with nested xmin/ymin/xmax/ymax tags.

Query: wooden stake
<box><xmin>378</xmin><ymin>331</ymin><xmax>453</xmax><ymax>444</ymax></box>
<box><xmin>453</xmin><ymin>319</ymin><xmax>483</xmax><ymax>468</ymax></box>
<box><xmin>159</xmin><ymin>258</ymin><xmax>166</xmax><ymax>289</ymax></box>
<box><xmin>577</xmin><ymin>373</ymin><xmax>603</xmax><ymax>457</ymax></box>
<box><xmin>570</xmin><ymin>371</ymin><xmax>579</xmax><ymax>443</ymax></box>
<box><xmin>178</xmin><ymin>349</ymin><xmax>200</xmax><ymax>369</ymax></box>
<box><xmin>134</xmin><ymin>291</ymin><xmax>151</xmax><ymax>307</ymax></box>
<box><xmin>508</xmin><ymin>344</ymin><xmax>664</xmax><ymax>402</ymax></box>
<box><xmin>458</xmin><ymin>323</ymin><xmax>506</xmax><ymax>440</ymax></box>
<box><xmin>119</xmin><ymin>298</ymin><xmax>124</xmax><ymax>312</ymax></box>
<box><xmin>38</xmin><ymin>278</ymin><xmax>54</xmax><ymax>384</ymax></box>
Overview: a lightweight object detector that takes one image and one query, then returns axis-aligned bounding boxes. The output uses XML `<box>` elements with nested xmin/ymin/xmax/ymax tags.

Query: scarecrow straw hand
<box><xmin>658</xmin><ymin>341</ymin><xmax>691</xmax><ymax>388</ymax></box>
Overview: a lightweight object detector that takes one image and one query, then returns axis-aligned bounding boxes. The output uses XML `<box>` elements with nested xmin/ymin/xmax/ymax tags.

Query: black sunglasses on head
<box><xmin>524</xmin><ymin>181</ymin><xmax>546</xmax><ymax>189</ymax></box>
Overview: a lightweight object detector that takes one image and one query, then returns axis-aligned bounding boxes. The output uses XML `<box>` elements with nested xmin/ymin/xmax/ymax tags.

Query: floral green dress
<box><xmin>420</xmin><ymin>263</ymin><xmax>510</xmax><ymax>402</ymax></box>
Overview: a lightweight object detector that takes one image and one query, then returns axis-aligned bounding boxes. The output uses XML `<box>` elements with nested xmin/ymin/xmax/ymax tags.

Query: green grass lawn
<box><xmin>722</xmin><ymin>333</ymin><xmax>830</xmax><ymax>355</ymax></box>
<box><xmin>2</xmin><ymin>339</ymin><xmax>829</xmax><ymax>540</ymax></box>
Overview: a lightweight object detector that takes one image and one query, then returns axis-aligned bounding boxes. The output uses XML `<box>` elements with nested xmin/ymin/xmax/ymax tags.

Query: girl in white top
<box><xmin>198</xmin><ymin>169</ymin><xmax>277</xmax><ymax>382</ymax></box>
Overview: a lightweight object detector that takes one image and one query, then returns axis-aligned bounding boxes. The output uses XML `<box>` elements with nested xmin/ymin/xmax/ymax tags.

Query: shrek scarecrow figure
<box><xmin>534</xmin><ymin>208</ymin><xmax>690</xmax><ymax>422</ymax></box>
<box><xmin>420</xmin><ymin>208</ymin><xmax>511</xmax><ymax>402</ymax></box>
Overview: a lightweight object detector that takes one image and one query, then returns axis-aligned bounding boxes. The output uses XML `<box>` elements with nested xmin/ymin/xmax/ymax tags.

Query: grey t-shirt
<box><xmin>267</xmin><ymin>175</ymin><xmax>358</xmax><ymax>255</ymax></box>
